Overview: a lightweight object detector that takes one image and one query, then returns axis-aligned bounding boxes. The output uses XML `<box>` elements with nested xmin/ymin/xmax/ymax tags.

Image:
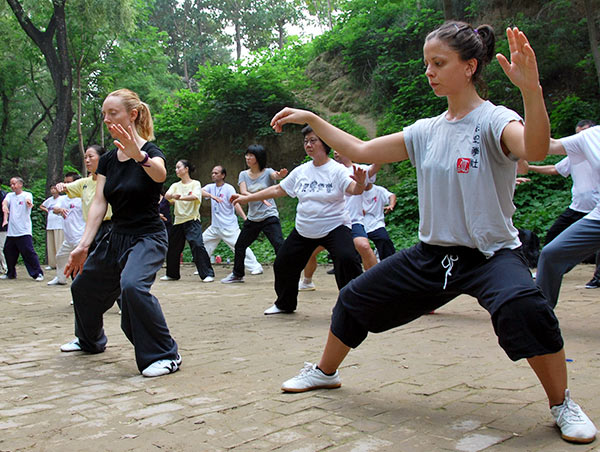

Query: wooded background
<box><xmin>1</xmin><ymin>0</ymin><xmax>599</xmax><ymax>262</ymax></box>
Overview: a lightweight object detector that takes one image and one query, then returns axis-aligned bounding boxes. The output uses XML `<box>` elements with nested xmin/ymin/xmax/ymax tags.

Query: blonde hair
<box><xmin>106</xmin><ymin>88</ymin><xmax>155</xmax><ymax>141</ymax></box>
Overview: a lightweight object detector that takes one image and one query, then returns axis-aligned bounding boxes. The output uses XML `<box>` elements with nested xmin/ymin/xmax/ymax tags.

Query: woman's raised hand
<box><xmin>271</xmin><ymin>108</ymin><xmax>311</xmax><ymax>133</ymax></box>
<box><xmin>351</xmin><ymin>165</ymin><xmax>367</xmax><ymax>186</ymax></box>
<box><xmin>496</xmin><ymin>27</ymin><xmax>540</xmax><ymax>93</ymax></box>
<box><xmin>110</xmin><ymin>124</ymin><xmax>143</xmax><ymax>160</ymax></box>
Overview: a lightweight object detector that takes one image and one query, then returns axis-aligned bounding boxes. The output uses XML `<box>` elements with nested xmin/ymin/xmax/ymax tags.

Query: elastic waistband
<box><xmin>420</xmin><ymin>242</ymin><xmax>486</xmax><ymax>260</ymax></box>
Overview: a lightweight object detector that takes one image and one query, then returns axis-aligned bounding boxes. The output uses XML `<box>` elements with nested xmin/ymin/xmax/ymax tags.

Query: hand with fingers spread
<box><xmin>109</xmin><ymin>124</ymin><xmax>145</xmax><ymax>161</ymax></box>
<box><xmin>65</xmin><ymin>246</ymin><xmax>88</xmax><ymax>278</ymax></box>
<box><xmin>496</xmin><ymin>27</ymin><xmax>541</xmax><ymax>93</ymax></box>
<box><xmin>350</xmin><ymin>165</ymin><xmax>367</xmax><ymax>187</ymax></box>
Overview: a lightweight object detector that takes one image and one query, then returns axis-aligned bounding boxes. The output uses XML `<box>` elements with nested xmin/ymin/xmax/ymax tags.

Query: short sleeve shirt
<box><xmin>42</xmin><ymin>195</ymin><xmax>65</xmax><ymax>230</ymax></box>
<box><xmin>5</xmin><ymin>191</ymin><xmax>33</xmax><ymax>237</ymax></box>
<box><xmin>56</xmin><ymin>196</ymin><xmax>85</xmax><ymax>244</ymax></box>
<box><xmin>560</xmin><ymin>126</ymin><xmax>600</xmax><ymax>220</ymax></box>
<box><xmin>65</xmin><ymin>176</ymin><xmax>112</xmax><ymax>222</ymax></box>
<box><xmin>165</xmin><ymin>180</ymin><xmax>203</xmax><ymax>225</ymax></box>
<box><xmin>554</xmin><ymin>156</ymin><xmax>599</xmax><ymax>213</ymax></box>
<box><xmin>238</xmin><ymin>168</ymin><xmax>279</xmax><ymax>221</ymax></box>
<box><xmin>204</xmin><ymin>183</ymin><xmax>239</xmax><ymax>230</ymax></box>
<box><xmin>363</xmin><ymin>185</ymin><xmax>394</xmax><ymax>233</ymax></box>
<box><xmin>97</xmin><ymin>142</ymin><xmax>165</xmax><ymax>234</ymax></box>
<box><xmin>404</xmin><ymin>100</ymin><xmax>522</xmax><ymax>257</ymax></box>
<box><xmin>279</xmin><ymin>159</ymin><xmax>352</xmax><ymax>239</ymax></box>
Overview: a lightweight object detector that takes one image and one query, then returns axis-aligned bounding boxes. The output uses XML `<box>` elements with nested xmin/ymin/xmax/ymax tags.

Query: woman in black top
<box><xmin>61</xmin><ymin>88</ymin><xmax>181</xmax><ymax>378</ymax></box>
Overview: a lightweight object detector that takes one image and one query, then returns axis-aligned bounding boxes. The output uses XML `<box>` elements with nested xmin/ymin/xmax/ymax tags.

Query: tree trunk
<box><xmin>76</xmin><ymin>59</ymin><xmax>87</xmax><ymax>177</ymax></box>
<box><xmin>6</xmin><ymin>0</ymin><xmax>73</xmax><ymax>192</ymax></box>
<box><xmin>235</xmin><ymin>21</ymin><xmax>242</xmax><ymax>60</ymax></box>
<box><xmin>442</xmin><ymin>0</ymin><xmax>453</xmax><ymax>20</ymax></box>
<box><xmin>326</xmin><ymin>0</ymin><xmax>333</xmax><ymax>29</ymax></box>
<box><xmin>0</xmin><ymin>91</ymin><xmax>9</xmax><ymax>174</ymax></box>
<box><xmin>584</xmin><ymin>0</ymin><xmax>600</xmax><ymax>93</ymax></box>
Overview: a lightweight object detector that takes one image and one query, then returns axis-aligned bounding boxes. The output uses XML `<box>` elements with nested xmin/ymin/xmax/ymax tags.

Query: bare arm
<box><xmin>271</xmin><ymin>109</ymin><xmax>408</xmax><ymax>164</ymax></box>
<box><xmin>238</xmin><ymin>180</ymin><xmax>249</xmax><ymax>196</ymax></box>
<box><xmin>527</xmin><ymin>164</ymin><xmax>559</xmax><ymax>176</ymax></box>
<box><xmin>65</xmin><ymin>175</ymin><xmax>109</xmax><ymax>277</ymax></box>
<box><xmin>2</xmin><ymin>199</ymin><xmax>8</xmax><ymax>227</ymax></box>
<box><xmin>231</xmin><ymin>184</ymin><xmax>287</xmax><ymax>205</ymax></box>
<box><xmin>385</xmin><ymin>194</ymin><xmax>397</xmax><ymax>213</ymax></box>
<box><xmin>234</xmin><ymin>202</ymin><xmax>247</xmax><ymax>220</ymax></box>
<box><xmin>497</xmin><ymin>28</ymin><xmax>549</xmax><ymax>161</ymax></box>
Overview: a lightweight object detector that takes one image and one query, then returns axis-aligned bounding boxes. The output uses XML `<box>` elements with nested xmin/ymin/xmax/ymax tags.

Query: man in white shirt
<box><xmin>538</xmin><ymin>124</ymin><xmax>600</xmax><ymax>307</ymax></box>
<box><xmin>1</xmin><ymin>177</ymin><xmax>44</xmax><ymax>280</ymax></box>
<box><xmin>202</xmin><ymin>165</ymin><xmax>263</xmax><ymax>275</ymax></box>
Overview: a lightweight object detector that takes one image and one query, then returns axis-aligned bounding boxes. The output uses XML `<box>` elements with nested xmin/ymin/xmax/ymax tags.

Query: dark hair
<box><xmin>576</xmin><ymin>119</ymin><xmax>596</xmax><ymax>131</ymax></box>
<box><xmin>218</xmin><ymin>166</ymin><xmax>227</xmax><ymax>177</ymax></box>
<box><xmin>65</xmin><ymin>172</ymin><xmax>80</xmax><ymax>181</ymax></box>
<box><xmin>86</xmin><ymin>144</ymin><xmax>106</xmax><ymax>156</ymax></box>
<box><xmin>245</xmin><ymin>145</ymin><xmax>267</xmax><ymax>170</ymax></box>
<box><xmin>178</xmin><ymin>159</ymin><xmax>195</xmax><ymax>174</ymax></box>
<box><xmin>301</xmin><ymin>125</ymin><xmax>331</xmax><ymax>153</ymax></box>
<box><xmin>426</xmin><ymin>21</ymin><xmax>495</xmax><ymax>93</ymax></box>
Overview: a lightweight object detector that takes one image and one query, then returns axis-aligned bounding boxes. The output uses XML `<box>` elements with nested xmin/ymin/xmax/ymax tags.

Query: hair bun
<box><xmin>475</xmin><ymin>24</ymin><xmax>495</xmax><ymax>65</ymax></box>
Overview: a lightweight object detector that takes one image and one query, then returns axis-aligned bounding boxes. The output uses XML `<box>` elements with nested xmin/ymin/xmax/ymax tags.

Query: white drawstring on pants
<box><xmin>441</xmin><ymin>254</ymin><xmax>458</xmax><ymax>290</ymax></box>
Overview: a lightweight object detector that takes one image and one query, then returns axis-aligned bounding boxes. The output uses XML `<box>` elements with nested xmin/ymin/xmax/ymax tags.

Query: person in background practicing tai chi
<box><xmin>270</xmin><ymin>22</ymin><xmax>597</xmax><ymax>444</ymax></box>
<box><xmin>61</xmin><ymin>88</ymin><xmax>181</xmax><ymax>378</ymax></box>
<box><xmin>202</xmin><ymin>165</ymin><xmax>264</xmax><ymax>275</ymax></box>
<box><xmin>232</xmin><ymin>126</ymin><xmax>365</xmax><ymax>315</ymax></box>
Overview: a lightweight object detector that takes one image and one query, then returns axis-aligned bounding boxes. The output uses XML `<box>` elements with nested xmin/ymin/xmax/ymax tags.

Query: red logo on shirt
<box><xmin>457</xmin><ymin>158</ymin><xmax>471</xmax><ymax>173</ymax></box>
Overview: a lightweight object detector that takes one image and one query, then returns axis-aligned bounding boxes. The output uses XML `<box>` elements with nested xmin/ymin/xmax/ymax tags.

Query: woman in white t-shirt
<box><xmin>269</xmin><ymin>23</ymin><xmax>596</xmax><ymax>444</ymax></box>
<box><xmin>231</xmin><ymin>126</ymin><xmax>366</xmax><ymax>315</ymax></box>
<box><xmin>162</xmin><ymin>159</ymin><xmax>215</xmax><ymax>282</ymax></box>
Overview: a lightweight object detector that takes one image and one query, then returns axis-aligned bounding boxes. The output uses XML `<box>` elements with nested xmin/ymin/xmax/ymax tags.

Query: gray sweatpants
<box><xmin>537</xmin><ymin>217</ymin><xmax>600</xmax><ymax>308</ymax></box>
<box><xmin>70</xmin><ymin>228</ymin><xmax>178</xmax><ymax>372</ymax></box>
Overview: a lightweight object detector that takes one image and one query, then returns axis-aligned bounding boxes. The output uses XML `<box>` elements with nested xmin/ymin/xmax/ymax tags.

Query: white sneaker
<box><xmin>264</xmin><ymin>304</ymin><xmax>293</xmax><ymax>315</ymax></box>
<box><xmin>60</xmin><ymin>338</ymin><xmax>82</xmax><ymax>352</ymax></box>
<box><xmin>0</xmin><ymin>274</ymin><xmax>12</xmax><ymax>280</ymax></box>
<box><xmin>194</xmin><ymin>271</ymin><xmax>199</xmax><ymax>275</ymax></box>
<box><xmin>160</xmin><ymin>275</ymin><xmax>177</xmax><ymax>281</ymax></box>
<box><xmin>281</xmin><ymin>362</ymin><xmax>341</xmax><ymax>393</ymax></box>
<box><xmin>142</xmin><ymin>354</ymin><xmax>182</xmax><ymax>377</ymax></box>
<box><xmin>35</xmin><ymin>274</ymin><xmax>44</xmax><ymax>282</ymax></box>
<box><xmin>47</xmin><ymin>277</ymin><xmax>66</xmax><ymax>286</ymax></box>
<box><xmin>250</xmin><ymin>268</ymin><xmax>263</xmax><ymax>275</ymax></box>
<box><xmin>202</xmin><ymin>276</ymin><xmax>214</xmax><ymax>283</ymax></box>
<box><xmin>44</xmin><ymin>265</ymin><xmax>53</xmax><ymax>270</ymax></box>
<box><xmin>298</xmin><ymin>280</ymin><xmax>316</xmax><ymax>291</ymax></box>
<box><xmin>551</xmin><ymin>389</ymin><xmax>597</xmax><ymax>443</ymax></box>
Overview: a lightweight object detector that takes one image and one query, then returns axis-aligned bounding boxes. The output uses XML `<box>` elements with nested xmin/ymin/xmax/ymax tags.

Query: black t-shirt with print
<box><xmin>97</xmin><ymin>142</ymin><xmax>166</xmax><ymax>235</ymax></box>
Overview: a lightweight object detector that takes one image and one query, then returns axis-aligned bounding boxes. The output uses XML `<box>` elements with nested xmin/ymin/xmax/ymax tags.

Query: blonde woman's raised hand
<box><xmin>110</xmin><ymin>124</ymin><xmax>143</xmax><ymax>160</ymax></box>
<box><xmin>496</xmin><ymin>27</ymin><xmax>541</xmax><ymax>93</ymax></box>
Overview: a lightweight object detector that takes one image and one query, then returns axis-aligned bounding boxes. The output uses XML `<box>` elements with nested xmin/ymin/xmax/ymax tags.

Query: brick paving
<box><xmin>1</xmin><ymin>263</ymin><xmax>599</xmax><ymax>451</ymax></box>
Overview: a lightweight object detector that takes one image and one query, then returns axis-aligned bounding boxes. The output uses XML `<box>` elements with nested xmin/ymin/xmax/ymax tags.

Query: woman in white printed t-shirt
<box><xmin>231</xmin><ymin>126</ymin><xmax>366</xmax><ymax>315</ymax></box>
<box><xmin>270</xmin><ymin>22</ymin><xmax>597</xmax><ymax>445</ymax></box>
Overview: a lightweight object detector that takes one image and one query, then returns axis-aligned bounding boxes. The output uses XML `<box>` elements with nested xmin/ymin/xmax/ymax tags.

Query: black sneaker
<box><xmin>585</xmin><ymin>278</ymin><xmax>600</xmax><ymax>289</ymax></box>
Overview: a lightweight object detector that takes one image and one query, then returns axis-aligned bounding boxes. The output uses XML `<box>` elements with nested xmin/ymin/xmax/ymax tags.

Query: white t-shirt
<box><xmin>341</xmin><ymin>163</ymin><xmax>376</xmax><ymax>224</ymax></box>
<box><xmin>404</xmin><ymin>101</ymin><xmax>522</xmax><ymax>257</ymax></box>
<box><xmin>560</xmin><ymin>126</ymin><xmax>600</xmax><ymax>221</ymax></box>
<box><xmin>42</xmin><ymin>195</ymin><xmax>66</xmax><ymax>230</ymax></box>
<box><xmin>56</xmin><ymin>196</ymin><xmax>85</xmax><ymax>245</ymax></box>
<box><xmin>5</xmin><ymin>191</ymin><xmax>33</xmax><ymax>237</ymax></box>
<box><xmin>204</xmin><ymin>182</ymin><xmax>239</xmax><ymax>230</ymax></box>
<box><xmin>554</xmin><ymin>156</ymin><xmax>599</xmax><ymax>213</ymax></box>
<box><xmin>363</xmin><ymin>185</ymin><xmax>394</xmax><ymax>233</ymax></box>
<box><xmin>280</xmin><ymin>159</ymin><xmax>352</xmax><ymax>239</ymax></box>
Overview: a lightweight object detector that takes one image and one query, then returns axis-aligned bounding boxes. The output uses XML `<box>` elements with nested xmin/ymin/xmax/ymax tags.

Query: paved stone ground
<box><xmin>1</xmin><ymin>262</ymin><xmax>600</xmax><ymax>452</ymax></box>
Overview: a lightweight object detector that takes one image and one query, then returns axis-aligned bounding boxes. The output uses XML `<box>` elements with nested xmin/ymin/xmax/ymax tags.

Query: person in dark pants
<box><xmin>271</xmin><ymin>23</ymin><xmax>597</xmax><ymax>444</ymax></box>
<box><xmin>231</xmin><ymin>126</ymin><xmax>366</xmax><ymax>314</ymax></box>
<box><xmin>1</xmin><ymin>177</ymin><xmax>44</xmax><ymax>281</ymax></box>
<box><xmin>363</xmin><ymin>183</ymin><xmax>396</xmax><ymax>261</ymax></box>
<box><xmin>221</xmin><ymin>145</ymin><xmax>287</xmax><ymax>284</ymax></box>
<box><xmin>161</xmin><ymin>160</ymin><xmax>215</xmax><ymax>282</ymax></box>
<box><xmin>61</xmin><ymin>88</ymin><xmax>180</xmax><ymax>378</ymax></box>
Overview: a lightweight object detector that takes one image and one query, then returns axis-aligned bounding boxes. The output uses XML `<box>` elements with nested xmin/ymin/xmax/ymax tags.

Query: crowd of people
<box><xmin>0</xmin><ymin>19</ymin><xmax>599</xmax><ymax>445</ymax></box>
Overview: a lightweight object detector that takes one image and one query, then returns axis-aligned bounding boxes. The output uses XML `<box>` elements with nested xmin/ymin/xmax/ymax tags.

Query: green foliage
<box><xmin>156</xmin><ymin>44</ymin><xmax>309</xmax><ymax>158</ymax></box>
<box><xmin>329</xmin><ymin>113</ymin><xmax>369</xmax><ymax>140</ymax></box>
<box><xmin>549</xmin><ymin>95</ymin><xmax>599</xmax><ymax>138</ymax></box>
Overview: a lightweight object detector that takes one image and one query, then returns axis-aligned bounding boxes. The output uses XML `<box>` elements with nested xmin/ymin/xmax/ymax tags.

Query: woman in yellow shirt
<box><xmin>161</xmin><ymin>159</ymin><xmax>215</xmax><ymax>282</ymax></box>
